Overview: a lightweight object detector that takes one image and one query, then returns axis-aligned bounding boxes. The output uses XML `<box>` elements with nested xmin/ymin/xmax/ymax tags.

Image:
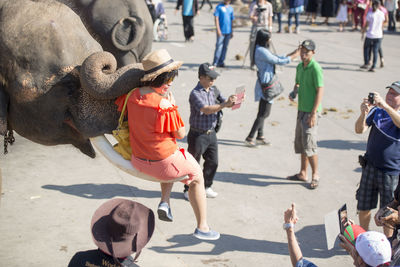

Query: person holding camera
<box><xmin>355</xmin><ymin>81</ymin><xmax>400</xmax><ymax>236</ymax></box>
<box><xmin>248</xmin><ymin>0</ymin><xmax>273</xmax><ymax>68</ymax></box>
<box><xmin>183</xmin><ymin>63</ymin><xmax>236</xmax><ymax>200</ymax></box>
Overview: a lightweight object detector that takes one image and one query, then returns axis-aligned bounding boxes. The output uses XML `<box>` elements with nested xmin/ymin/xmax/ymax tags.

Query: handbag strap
<box><xmin>118</xmin><ymin>89</ymin><xmax>136</xmax><ymax>128</ymax></box>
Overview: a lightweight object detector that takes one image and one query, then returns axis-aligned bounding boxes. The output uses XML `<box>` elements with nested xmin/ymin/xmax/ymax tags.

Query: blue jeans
<box><xmin>274</xmin><ymin>12</ymin><xmax>282</xmax><ymax>32</ymax></box>
<box><xmin>212</xmin><ymin>33</ymin><xmax>231</xmax><ymax>66</ymax></box>
<box><xmin>363</xmin><ymin>37</ymin><xmax>382</xmax><ymax>69</ymax></box>
<box><xmin>288</xmin><ymin>12</ymin><xmax>300</xmax><ymax>28</ymax></box>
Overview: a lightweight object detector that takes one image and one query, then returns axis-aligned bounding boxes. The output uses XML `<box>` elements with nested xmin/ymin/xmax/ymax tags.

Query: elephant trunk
<box><xmin>80</xmin><ymin>51</ymin><xmax>144</xmax><ymax>100</ymax></box>
<box><xmin>111</xmin><ymin>16</ymin><xmax>145</xmax><ymax>52</ymax></box>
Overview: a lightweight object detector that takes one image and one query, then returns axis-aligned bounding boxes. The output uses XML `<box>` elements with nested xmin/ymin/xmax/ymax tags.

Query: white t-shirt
<box><xmin>366</xmin><ymin>9</ymin><xmax>385</xmax><ymax>39</ymax></box>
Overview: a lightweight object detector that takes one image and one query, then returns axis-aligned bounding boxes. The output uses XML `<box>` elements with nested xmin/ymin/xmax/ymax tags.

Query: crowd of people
<box><xmin>63</xmin><ymin>0</ymin><xmax>400</xmax><ymax>266</ymax></box>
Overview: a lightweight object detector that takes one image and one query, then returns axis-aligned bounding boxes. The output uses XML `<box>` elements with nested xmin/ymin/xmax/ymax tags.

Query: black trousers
<box><xmin>184</xmin><ymin>129</ymin><xmax>218</xmax><ymax>191</ymax></box>
<box><xmin>182</xmin><ymin>15</ymin><xmax>194</xmax><ymax>40</ymax></box>
<box><xmin>247</xmin><ymin>98</ymin><xmax>272</xmax><ymax>139</ymax></box>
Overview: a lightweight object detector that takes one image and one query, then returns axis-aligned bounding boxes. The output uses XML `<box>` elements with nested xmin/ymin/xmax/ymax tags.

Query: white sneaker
<box><xmin>205</xmin><ymin>187</ymin><xmax>218</xmax><ymax>198</ymax></box>
<box><xmin>183</xmin><ymin>191</ymin><xmax>189</xmax><ymax>201</ymax></box>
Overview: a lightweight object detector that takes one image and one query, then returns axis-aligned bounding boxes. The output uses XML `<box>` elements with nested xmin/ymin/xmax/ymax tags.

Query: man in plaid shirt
<box><xmin>183</xmin><ymin>63</ymin><xmax>236</xmax><ymax>199</ymax></box>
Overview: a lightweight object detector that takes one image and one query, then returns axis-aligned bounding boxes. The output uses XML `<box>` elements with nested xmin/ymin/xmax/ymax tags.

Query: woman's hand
<box><xmin>284</xmin><ymin>203</ymin><xmax>299</xmax><ymax>224</ymax></box>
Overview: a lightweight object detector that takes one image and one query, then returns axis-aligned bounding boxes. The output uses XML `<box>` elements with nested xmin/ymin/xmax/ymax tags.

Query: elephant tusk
<box><xmin>90</xmin><ymin>135</ymin><xmax>187</xmax><ymax>183</ymax></box>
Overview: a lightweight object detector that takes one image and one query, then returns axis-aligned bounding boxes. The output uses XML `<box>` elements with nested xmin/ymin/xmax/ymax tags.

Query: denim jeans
<box><xmin>363</xmin><ymin>37</ymin><xmax>382</xmax><ymax>68</ymax></box>
<box><xmin>212</xmin><ymin>33</ymin><xmax>231</xmax><ymax>66</ymax></box>
<box><xmin>288</xmin><ymin>12</ymin><xmax>300</xmax><ymax>28</ymax></box>
<box><xmin>274</xmin><ymin>12</ymin><xmax>282</xmax><ymax>32</ymax></box>
<box><xmin>388</xmin><ymin>11</ymin><xmax>396</xmax><ymax>31</ymax></box>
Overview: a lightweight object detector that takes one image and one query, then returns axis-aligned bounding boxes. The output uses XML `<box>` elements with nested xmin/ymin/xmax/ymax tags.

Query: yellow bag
<box><xmin>112</xmin><ymin>89</ymin><xmax>135</xmax><ymax>160</ymax></box>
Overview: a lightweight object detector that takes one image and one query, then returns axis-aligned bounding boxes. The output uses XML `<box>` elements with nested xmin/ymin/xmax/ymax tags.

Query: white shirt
<box><xmin>366</xmin><ymin>9</ymin><xmax>385</xmax><ymax>39</ymax></box>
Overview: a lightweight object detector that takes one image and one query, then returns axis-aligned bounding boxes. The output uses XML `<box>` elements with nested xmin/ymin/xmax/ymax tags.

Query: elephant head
<box><xmin>0</xmin><ymin>0</ymin><xmax>148</xmax><ymax>157</ymax></box>
<box><xmin>58</xmin><ymin>0</ymin><xmax>154</xmax><ymax>67</ymax></box>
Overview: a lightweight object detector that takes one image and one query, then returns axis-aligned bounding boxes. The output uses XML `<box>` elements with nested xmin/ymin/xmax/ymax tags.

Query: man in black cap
<box><xmin>183</xmin><ymin>63</ymin><xmax>236</xmax><ymax>200</ymax></box>
<box><xmin>288</xmin><ymin>39</ymin><xmax>324</xmax><ymax>190</ymax></box>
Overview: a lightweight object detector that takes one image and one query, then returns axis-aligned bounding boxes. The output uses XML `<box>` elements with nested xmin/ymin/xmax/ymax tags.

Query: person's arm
<box><xmin>268</xmin><ymin>7</ymin><xmax>273</xmax><ymax>31</ymax></box>
<box><xmin>361</xmin><ymin>16</ymin><xmax>370</xmax><ymax>39</ymax></box>
<box><xmin>284</xmin><ymin>203</ymin><xmax>302</xmax><ymax>267</ymax></box>
<box><xmin>373</xmin><ymin>91</ymin><xmax>400</xmax><ymax>128</ymax></box>
<box><xmin>215</xmin><ymin>16</ymin><xmax>222</xmax><ymax>36</ymax></box>
<box><xmin>307</xmin><ymin>86</ymin><xmax>323</xmax><ymax>127</ymax></box>
<box><xmin>375</xmin><ymin>199</ymin><xmax>399</xmax><ymax>226</ymax></box>
<box><xmin>286</xmin><ymin>48</ymin><xmax>300</xmax><ymax>61</ymax></box>
<box><xmin>172</xmin><ymin>126</ymin><xmax>185</xmax><ymax>139</ymax></box>
<box><xmin>355</xmin><ymin>98</ymin><xmax>372</xmax><ymax>133</ymax></box>
<box><xmin>175</xmin><ymin>0</ymin><xmax>182</xmax><ymax>14</ymax></box>
<box><xmin>200</xmin><ymin>95</ymin><xmax>236</xmax><ymax>114</ymax></box>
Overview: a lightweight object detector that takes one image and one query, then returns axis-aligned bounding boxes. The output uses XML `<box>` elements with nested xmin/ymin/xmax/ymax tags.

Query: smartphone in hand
<box><xmin>338</xmin><ymin>204</ymin><xmax>348</xmax><ymax>235</ymax></box>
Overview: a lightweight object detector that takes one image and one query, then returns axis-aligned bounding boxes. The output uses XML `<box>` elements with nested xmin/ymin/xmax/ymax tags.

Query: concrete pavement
<box><xmin>1</xmin><ymin>1</ymin><xmax>400</xmax><ymax>266</ymax></box>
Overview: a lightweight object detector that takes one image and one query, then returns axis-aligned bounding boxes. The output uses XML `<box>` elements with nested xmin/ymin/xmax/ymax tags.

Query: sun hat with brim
<box><xmin>355</xmin><ymin>231</ymin><xmax>391</xmax><ymax>267</ymax></box>
<box><xmin>343</xmin><ymin>224</ymin><xmax>366</xmax><ymax>246</ymax></box>
<box><xmin>386</xmin><ymin>81</ymin><xmax>400</xmax><ymax>94</ymax></box>
<box><xmin>91</xmin><ymin>198</ymin><xmax>155</xmax><ymax>260</ymax></box>
<box><xmin>141</xmin><ymin>49</ymin><xmax>183</xmax><ymax>82</ymax></box>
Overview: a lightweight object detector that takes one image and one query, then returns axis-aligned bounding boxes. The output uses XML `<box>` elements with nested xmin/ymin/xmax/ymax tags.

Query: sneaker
<box><xmin>183</xmin><ymin>190</ymin><xmax>189</xmax><ymax>201</ymax></box>
<box><xmin>368</xmin><ymin>67</ymin><xmax>375</xmax><ymax>72</ymax></box>
<box><xmin>205</xmin><ymin>187</ymin><xmax>218</xmax><ymax>198</ymax></box>
<box><xmin>380</xmin><ymin>58</ymin><xmax>384</xmax><ymax>68</ymax></box>
<box><xmin>193</xmin><ymin>228</ymin><xmax>220</xmax><ymax>240</ymax></box>
<box><xmin>360</xmin><ymin>64</ymin><xmax>369</xmax><ymax>69</ymax></box>
<box><xmin>157</xmin><ymin>202</ymin><xmax>173</xmax><ymax>222</ymax></box>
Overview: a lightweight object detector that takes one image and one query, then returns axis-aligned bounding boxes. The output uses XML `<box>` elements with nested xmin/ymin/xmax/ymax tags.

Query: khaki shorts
<box><xmin>294</xmin><ymin>111</ymin><xmax>320</xmax><ymax>157</ymax></box>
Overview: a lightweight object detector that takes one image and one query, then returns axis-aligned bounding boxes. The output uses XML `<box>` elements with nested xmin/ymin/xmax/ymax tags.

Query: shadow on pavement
<box><xmin>318</xmin><ymin>139</ymin><xmax>366</xmax><ymax>151</ymax></box>
<box><xmin>216</xmin><ymin>171</ymin><xmax>309</xmax><ymax>188</ymax></box>
<box><xmin>150</xmin><ymin>224</ymin><xmax>346</xmax><ymax>258</ymax></box>
<box><xmin>42</xmin><ymin>183</ymin><xmax>183</xmax><ymax>199</ymax></box>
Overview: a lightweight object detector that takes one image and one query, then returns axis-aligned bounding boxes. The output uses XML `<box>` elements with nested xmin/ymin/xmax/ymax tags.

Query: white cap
<box><xmin>355</xmin><ymin>231</ymin><xmax>391</xmax><ymax>267</ymax></box>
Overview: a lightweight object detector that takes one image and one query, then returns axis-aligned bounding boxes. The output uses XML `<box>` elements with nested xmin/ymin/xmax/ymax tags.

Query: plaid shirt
<box><xmin>189</xmin><ymin>82</ymin><xmax>226</xmax><ymax>130</ymax></box>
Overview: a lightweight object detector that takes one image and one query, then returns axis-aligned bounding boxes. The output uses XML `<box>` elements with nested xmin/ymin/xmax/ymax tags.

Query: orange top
<box><xmin>115</xmin><ymin>89</ymin><xmax>184</xmax><ymax>160</ymax></box>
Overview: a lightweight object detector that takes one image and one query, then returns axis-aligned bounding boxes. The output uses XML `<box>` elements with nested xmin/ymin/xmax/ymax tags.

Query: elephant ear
<box><xmin>0</xmin><ymin>85</ymin><xmax>8</xmax><ymax>136</ymax></box>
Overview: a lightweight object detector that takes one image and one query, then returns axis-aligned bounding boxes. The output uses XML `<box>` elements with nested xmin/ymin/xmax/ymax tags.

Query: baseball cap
<box><xmin>343</xmin><ymin>224</ymin><xmax>366</xmax><ymax>246</ymax></box>
<box><xmin>301</xmin><ymin>40</ymin><xmax>316</xmax><ymax>51</ymax></box>
<box><xmin>355</xmin><ymin>231</ymin><xmax>391</xmax><ymax>267</ymax></box>
<box><xmin>199</xmin><ymin>63</ymin><xmax>219</xmax><ymax>79</ymax></box>
<box><xmin>386</xmin><ymin>81</ymin><xmax>400</xmax><ymax>94</ymax></box>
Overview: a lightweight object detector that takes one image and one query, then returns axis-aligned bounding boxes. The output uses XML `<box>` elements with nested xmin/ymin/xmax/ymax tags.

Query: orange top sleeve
<box><xmin>155</xmin><ymin>106</ymin><xmax>185</xmax><ymax>133</ymax></box>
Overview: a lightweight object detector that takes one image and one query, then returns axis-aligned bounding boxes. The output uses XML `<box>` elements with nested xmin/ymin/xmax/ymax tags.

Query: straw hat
<box><xmin>141</xmin><ymin>49</ymin><xmax>183</xmax><ymax>82</ymax></box>
<box><xmin>91</xmin><ymin>198</ymin><xmax>155</xmax><ymax>260</ymax></box>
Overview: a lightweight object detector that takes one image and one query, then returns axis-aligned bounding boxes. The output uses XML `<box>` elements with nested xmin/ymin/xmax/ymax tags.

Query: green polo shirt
<box><xmin>295</xmin><ymin>59</ymin><xmax>324</xmax><ymax>113</ymax></box>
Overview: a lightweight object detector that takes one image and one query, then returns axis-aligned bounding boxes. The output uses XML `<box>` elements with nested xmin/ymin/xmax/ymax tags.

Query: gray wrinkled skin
<box><xmin>0</xmin><ymin>0</ymin><xmax>151</xmax><ymax>157</ymax></box>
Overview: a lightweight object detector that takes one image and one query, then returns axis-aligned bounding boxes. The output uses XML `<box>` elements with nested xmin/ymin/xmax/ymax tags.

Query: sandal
<box><xmin>256</xmin><ymin>137</ymin><xmax>271</xmax><ymax>146</ymax></box>
<box><xmin>287</xmin><ymin>174</ymin><xmax>307</xmax><ymax>182</ymax></box>
<box><xmin>309</xmin><ymin>178</ymin><xmax>319</xmax><ymax>189</ymax></box>
<box><xmin>245</xmin><ymin>138</ymin><xmax>257</xmax><ymax>147</ymax></box>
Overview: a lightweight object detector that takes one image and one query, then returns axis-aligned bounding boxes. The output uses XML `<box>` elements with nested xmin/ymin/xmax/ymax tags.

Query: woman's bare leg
<box><xmin>160</xmin><ymin>182</ymin><xmax>173</xmax><ymax>204</ymax></box>
<box><xmin>188</xmin><ymin>176</ymin><xmax>209</xmax><ymax>231</ymax></box>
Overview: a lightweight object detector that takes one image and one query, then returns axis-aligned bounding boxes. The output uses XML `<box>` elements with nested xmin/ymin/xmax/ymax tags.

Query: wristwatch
<box><xmin>283</xmin><ymin>223</ymin><xmax>294</xmax><ymax>230</ymax></box>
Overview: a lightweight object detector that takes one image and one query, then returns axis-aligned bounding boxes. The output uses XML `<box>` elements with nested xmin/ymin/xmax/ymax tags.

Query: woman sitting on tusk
<box><xmin>115</xmin><ymin>49</ymin><xmax>220</xmax><ymax>240</ymax></box>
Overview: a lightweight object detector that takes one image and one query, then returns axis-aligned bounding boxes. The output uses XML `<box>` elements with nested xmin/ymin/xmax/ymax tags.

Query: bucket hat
<box><xmin>141</xmin><ymin>49</ymin><xmax>183</xmax><ymax>82</ymax></box>
<box><xmin>91</xmin><ymin>198</ymin><xmax>155</xmax><ymax>260</ymax></box>
<box><xmin>355</xmin><ymin>231</ymin><xmax>391</xmax><ymax>267</ymax></box>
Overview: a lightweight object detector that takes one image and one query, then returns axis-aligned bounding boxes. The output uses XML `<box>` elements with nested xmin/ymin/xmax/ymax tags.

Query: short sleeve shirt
<box><xmin>296</xmin><ymin>258</ymin><xmax>318</xmax><ymax>267</ymax></box>
<box><xmin>250</xmin><ymin>2</ymin><xmax>273</xmax><ymax>27</ymax></box>
<box><xmin>366</xmin><ymin>9</ymin><xmax>385</xmax><ymax>38</ymax></box>
<box><xmin>295</xmin><ymin>59</ymin><xmax>324</xmax><ymax>113</ymax></box>
<box><xmin>189</xmin><ymin>82</ymin><xmax>226</xmax><ymax>130</ymax></box>
<box><xmin>214</xmin><ymin>3</ymin><xmax>235</xmax><ymax>34</ymax></box>
<box><xmin>365</xmin><ymin>107</ymin><xmax>400</xmax><ymax>175</ymax></box>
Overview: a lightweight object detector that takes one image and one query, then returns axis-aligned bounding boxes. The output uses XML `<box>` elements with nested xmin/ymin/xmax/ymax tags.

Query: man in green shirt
<box><xmin>288</xmin><ymin>39</ymin><xmax>324</xmax><ymax>189</ymax></box>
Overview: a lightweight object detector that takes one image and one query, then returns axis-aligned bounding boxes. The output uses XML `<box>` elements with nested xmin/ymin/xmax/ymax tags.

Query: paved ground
<box><xmin>1</xmin><ymin>1</ymin><xmax>400</xmax><ymax>266</ymax></box>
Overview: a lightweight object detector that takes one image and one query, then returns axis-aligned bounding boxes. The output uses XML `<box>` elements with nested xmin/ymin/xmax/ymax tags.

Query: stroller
<box><xmin>146</xmin><ymin>0</ymin><xmax>168</xmax><ymax>41</ymax></box>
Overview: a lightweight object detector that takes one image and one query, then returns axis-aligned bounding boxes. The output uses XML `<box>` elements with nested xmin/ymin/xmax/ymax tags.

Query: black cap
<box><xmin>301</xmin><ymin>39</ymin><xmax>316</xmax><ymax>51</ymax></box>
<box><xmin>198</xmin><ymin>63</ymin><xmax>219</xmax><ymax>79</ymax></box>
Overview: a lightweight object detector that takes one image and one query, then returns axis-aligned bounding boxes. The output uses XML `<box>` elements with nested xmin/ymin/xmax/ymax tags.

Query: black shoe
<box><xmin>368</xmin><ymin>67</ymin><xmax>375</xmax><ymax>72</ymax></box>
<box><xmin>217</xmin><ymin>63</ymin><xmax>225</xmax><ymax>68</ymax></box>
<box><xmin>360</xmin><ymin>64</ymin><xmax>369</xmax><ymax>69</ymax></box>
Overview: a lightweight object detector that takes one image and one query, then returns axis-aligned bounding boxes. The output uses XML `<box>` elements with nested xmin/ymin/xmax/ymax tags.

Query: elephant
<box><xmin>57</xmin><ymin>0</ymin><xmax>153</xmax><ymax>68</ymax></box>
<box><xmin>0</xmin><ymin>0</ymin><xmax>153</xmax><ymax>158</ymax></box>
